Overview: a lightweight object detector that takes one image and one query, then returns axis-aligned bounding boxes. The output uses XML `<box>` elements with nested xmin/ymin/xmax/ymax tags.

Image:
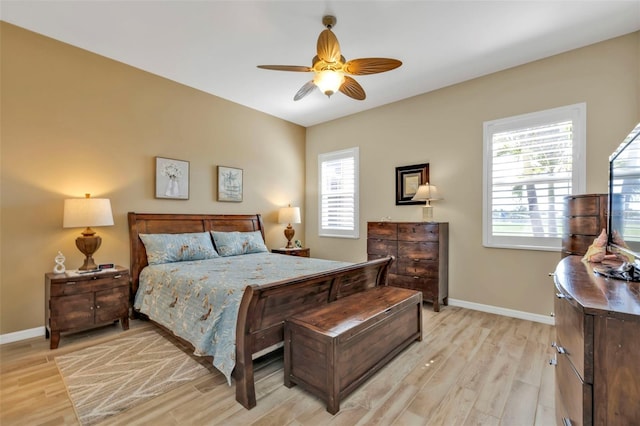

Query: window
<box><xmin>318</xmin><ymin>147</ymin><xmax>359</xmax><ymax>238</ymax></box>
<box><xmin>483</xmin><ymin>103</ymin><xmax>586</xmax><ymax>250</ymax></box>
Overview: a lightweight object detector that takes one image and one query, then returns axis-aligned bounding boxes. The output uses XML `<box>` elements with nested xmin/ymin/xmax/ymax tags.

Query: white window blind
<box><xmin>483</xmin><ymin>103</ymin><xmax>586</xmax><ymax>250</ymax></box>
<box><xmin>318</xmin><ymin>147</ymin><xmax>359</xmax><ymax>238</ymax></box>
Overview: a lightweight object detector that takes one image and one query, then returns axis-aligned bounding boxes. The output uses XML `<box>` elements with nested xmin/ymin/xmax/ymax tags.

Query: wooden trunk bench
<box><xmin>283</xmin><ymin>286</ymin><xmax>423</xmax><ymax>414</ymax></box>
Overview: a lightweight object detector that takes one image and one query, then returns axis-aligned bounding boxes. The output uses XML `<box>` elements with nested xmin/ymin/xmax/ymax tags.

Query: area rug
<box><xmin>55</xmin><ymin>329</ymin><xmax>209</xmax><ymax>425</ymax></box>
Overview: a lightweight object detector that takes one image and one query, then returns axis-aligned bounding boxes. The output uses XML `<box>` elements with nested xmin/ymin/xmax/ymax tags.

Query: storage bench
<box><xmin>283</xmin><ymin>286</ymin><xmax>422</xmax><ymax>414</ymax></box>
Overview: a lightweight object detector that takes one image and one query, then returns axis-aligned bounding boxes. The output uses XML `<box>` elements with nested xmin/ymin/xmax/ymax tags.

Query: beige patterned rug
<box><xmin>55</xmin><ymin>329</ymin><xmax>209</xmax><ymax>425</ymax></box>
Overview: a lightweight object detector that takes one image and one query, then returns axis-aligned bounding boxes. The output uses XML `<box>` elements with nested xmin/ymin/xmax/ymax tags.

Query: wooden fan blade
<box><xmin>257</xmin><ymin>65</ymin><xmax>313</xmax><ymax>72</ymax></box>
<box><xmin>339</xmin><ymin>76</ymin><xmax>366</xmax><ymax>100</ymax></box>
<box><xmin>294</xmin><ymin>81</ymin><xmax>317</xmax><ymax>101</ymax></box>
<box><xmin>343</xmin><ymin>58</ymin><xmax>402</xmax><ymax>75</ymax></box>
<box><xmin>317</xmin><ymin>29</ymin><xmax>341</xmax><ymax>63</ymax></box>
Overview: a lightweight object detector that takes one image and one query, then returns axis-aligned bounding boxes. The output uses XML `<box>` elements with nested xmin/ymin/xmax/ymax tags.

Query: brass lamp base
<box><xmin>284</xmin><ymin>225</ymin><xmax>295</xmax><ymax>249</ymax></box>
<box><xmin>75</xmin><ymin>234</ymin><xmax>102</xmax><ymax>270</ymax></box>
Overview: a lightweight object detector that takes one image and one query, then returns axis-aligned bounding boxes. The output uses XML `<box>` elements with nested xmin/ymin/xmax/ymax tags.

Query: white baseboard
<box><xmin>0</xmin><ymin>326</ymin><xmax>46</xmax><ymax>345</ymax></box>
<box><xmin>448</xmin><ymin>298</ymin><xmax>555</xmax><ymax>326</ymax></box>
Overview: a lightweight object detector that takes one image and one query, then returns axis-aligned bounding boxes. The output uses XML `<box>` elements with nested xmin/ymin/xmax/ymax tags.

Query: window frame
<box><xmin>318</xmin><ymin>147</ymin><xmax>360</xmax><ymax>239</ymax></box>
<box><xmin>482</xmin><ymin>103</ymin><xmax>586</xmax><ymax>251</ymax></box>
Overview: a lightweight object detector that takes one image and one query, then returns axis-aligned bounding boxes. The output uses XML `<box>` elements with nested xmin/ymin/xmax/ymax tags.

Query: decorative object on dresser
<box><xmin>278</xmin><ymin>205</ymin><xmax>301</xmax><ymax>248</ymax></box>
<box><xmin>217</xmin><ymin>166</ymin><xmax>243</xmax><ymax>202</ymax></box>
<box><xmin>53</xmin><ymin>251</ymin><xmax>66</xmax><ymax>274</ymax></box>
<box><xmin>45</xmin><ymin>265</ymin><xmax>130</xmax><ymax>349</ymax></box>
<box><xmin>561</xmin><ymin>193</ymin><xmax>607</xmax><ymax>258</ymax></box>
<box><xmin>284</xmin><ymin>286</ymin><xmax>422</xmax><ymax>414</ymax></box>
<box><xmin>411</xmin><ymin>183</ymin><xmax>441</xmax><ymax>221</ymax></box>
<box><xmin>63</xmin><ymin>194</ymin><xmax>114</xmax><ymax>271</ymax></box>
<box><xmin>155</xmin><ymin>156</ymin><xmax>189</xmax><ymax>200</ymax></box>
<box><xmin>552</xmin><ymin>256</ymin><xmax>640</xmax><ymax>425</ymax></box>
<box><xmin>395</xmin><ymin>163</ymin><xmax>429</xmax><ymax>205</ymax></box>
<box><xmin>367</xmin><ymin>221</ymin><xmax>449</xmax><ymax>311</ymax></box>
<box><xmin>272</xmin><ymin>247</ymin><xmax>310</xmax><ymax>258</ymax></box>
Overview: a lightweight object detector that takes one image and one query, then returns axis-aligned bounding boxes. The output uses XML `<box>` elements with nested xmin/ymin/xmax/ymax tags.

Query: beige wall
<box><xmin>2</xmin><ymin>22</ymin><xmax>639</xmax><ymax>336</ymax></box>
<box><xmin>0</xmin><ymin>23</ymin><xmax>306</xmax><ymax>334</ymax></box>
<box><xmin>305</xmin><ymin>32</ymin><xmax>640</xmax><ymax>317</ymax></box>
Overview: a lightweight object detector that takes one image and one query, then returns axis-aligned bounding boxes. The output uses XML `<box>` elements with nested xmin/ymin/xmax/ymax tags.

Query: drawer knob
<box><xmin>96</xmin><ymin>305</ymin><xmax>101</xmax><ymax>309</ymax></box>
<box><xmin>114</xmin><ymin>274</ymin><xmax>122</xmax><ymax>279</ymax></box>
<box><xmin>90</xmin><ymin>306</ymin><xmax>94</xmax><ymax>310</ymax></box>
<box><xmin>562</xmin><ymin>418</ymin><xmax>573</xmax><ymax>426</ymax></box>
<box><xmin>549</xmin><ymin>356</ymin><xmax>557</xmax><ymax>366</ymax></box>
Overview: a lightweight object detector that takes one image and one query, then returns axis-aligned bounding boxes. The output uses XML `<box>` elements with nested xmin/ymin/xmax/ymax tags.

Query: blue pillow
<box><xmin>139</xmin><ymin>232</ymin><xmax>219</xmax><ymax>265</ymax></box>
<box><xmin>211</xmin><ymin>231</ymin><xmax>268</xmax><ymax>257</ymax></box>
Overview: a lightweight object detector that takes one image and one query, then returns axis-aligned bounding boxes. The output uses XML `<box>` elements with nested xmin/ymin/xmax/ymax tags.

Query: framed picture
<box><xmin>396</xmin><ymin>163</ymin><xmax>429</xmax><ymax>205</ymax></box>
<box><xmin>217</xmin><ymin>166</ymin><xmax>243</xmax><ymax>202</ymax></box>
<box><xmin>155</xmin><ymin>157</ymin><xmax>189</xmax><ymax>200</ymax></box>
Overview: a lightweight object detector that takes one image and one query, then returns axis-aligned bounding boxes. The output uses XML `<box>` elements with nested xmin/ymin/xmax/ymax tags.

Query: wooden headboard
<box><xmin>127</xmin><ymin>212</ymin><xmax>265</xmax><ymax>295</ymax></box>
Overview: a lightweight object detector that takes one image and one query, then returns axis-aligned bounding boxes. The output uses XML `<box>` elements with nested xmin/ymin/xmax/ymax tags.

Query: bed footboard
<box><xmin>234</xmin><ymin>255</ymin><xmax>393</xmax><ymax>409</ymax></box>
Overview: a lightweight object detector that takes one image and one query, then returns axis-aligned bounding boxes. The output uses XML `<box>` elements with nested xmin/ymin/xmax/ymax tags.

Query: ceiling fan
<box><xmin>257</xmin><ymin>15</ymin><xmax>402</xmax><ymax>101</ymax></box>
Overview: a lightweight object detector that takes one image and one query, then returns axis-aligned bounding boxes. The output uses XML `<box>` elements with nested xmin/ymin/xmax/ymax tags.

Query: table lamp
<box><xmin>278</xmin><ymin>205</ymin><xmax>301</xmax><ymax>249</ymax></box>
<box><xmin>411</xmin><ymin>184</ymin><xmax>441</xmax><ymax>221</ymax></box>
<box><xmin>63</xmin><ymin>194</ymin><xmax>114</xmax><ymax>270</ymax></box>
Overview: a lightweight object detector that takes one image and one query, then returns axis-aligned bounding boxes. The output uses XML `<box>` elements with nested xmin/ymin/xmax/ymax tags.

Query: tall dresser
<box><xmin>367</xmin><ymin>221</ymin><xmax>449</xmax><ymax>311</ymax></box>
<box><xmin>562</xmin><ymin>194</ymin><xmax>607</xmax><ymax>257</ymax></box>
<box><xmin>552</xmin><ymin>256</ymin><xmax>640</xmax><ymax>425</ymax></box>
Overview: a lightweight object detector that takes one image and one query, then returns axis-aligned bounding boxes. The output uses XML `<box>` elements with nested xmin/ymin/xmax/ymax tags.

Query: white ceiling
<box><xmin>2</xmin><ymin>1</ymin><xmax>639</xmax><ymax>127</ymax></box>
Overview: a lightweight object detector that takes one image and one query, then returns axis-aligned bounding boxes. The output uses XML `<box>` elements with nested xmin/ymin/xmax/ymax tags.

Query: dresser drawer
<box><xmin>398</xmin><ymin>223</ymin><xmax>439</xmax><ymax>242</ymax></box>
<box><xmin>398</xmin><ymin>241</ymin><xmax>438</xmax><ymax>260</ymax></box>
<box><xmin>566</xmin><ymin>196</ymin><xmax>602</xmax><ymax>216</ymax></box>
<box><xmin>397</xmin><ymin>259</ymin><xmax>438</xmax><ymax>277</ymax></box>
<box><xmin>367</xmin><ymin>222</ymin><xmax>398</xmax><ymax>239</ymax></box>
<box><xmin>50</xmin><ymin>274</ymin><xmax>129</xmax><ymax>297</ymax></box>
<box><xmin>367</xmin><ymin>238</ymin><xmax>398</xmax><ymax>257</ymax></box>
<box><xmin>567</xmin><ymin>216</ymin><xmax>600</xmax><ymax>235</ymax></box>
<box><xmin>562</xmin><ymin>234</ymin><xmax>595</xmax><ymax>256</ymax></box>
<box><xmin>389</xmin><ymin>274</ymin><xmax>437</xmax><ymax>301</ymax></box>
<box><xmin>554</xmin><ymin>287</ymin><xmax>593</xmax><ymax>383</ymax></box>
<box><xmin>556</xmin><ymin>351</ymin><xmax>592</xmax><ymax>426</ymax></box>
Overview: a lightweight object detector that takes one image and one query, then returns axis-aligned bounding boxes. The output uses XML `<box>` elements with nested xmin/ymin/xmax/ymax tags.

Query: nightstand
<box><xmin>45</xmin><ymin>265</ymin><xmax>130</xmax><ymax>349</ymax></box>
<box><xmin>272</xmin><ymin>248</ymin><xmax>311</xmax><ymax>258</ymax></box>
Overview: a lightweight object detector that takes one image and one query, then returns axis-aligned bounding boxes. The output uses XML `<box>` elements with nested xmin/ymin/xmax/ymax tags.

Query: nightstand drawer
<box><xmin>50</xmin><ymin>274</ymin><xmax>129</xmax><ymax>297</ymax></box>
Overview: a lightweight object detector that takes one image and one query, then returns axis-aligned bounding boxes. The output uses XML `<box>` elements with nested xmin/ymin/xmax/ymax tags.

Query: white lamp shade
<box><xmin>63</xmin><ymin>197</ymin><xmax>114</xmax><ymax>228</ymax></box>
<box><xmin>411</xmin><ymin>184</ymin><xmax>441</xmax><ymax>201</ymax></box>
<box><xmin>278</xmin><ymin>206</ymin><xmax>301</xmax><ymax>224</ymax></box>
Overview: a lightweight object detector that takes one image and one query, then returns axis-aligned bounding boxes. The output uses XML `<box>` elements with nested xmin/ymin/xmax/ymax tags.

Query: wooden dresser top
<box><xmin>554</xmin><ymin>255</ymin><xmax>640</xmax><ymax>320</ymax></box>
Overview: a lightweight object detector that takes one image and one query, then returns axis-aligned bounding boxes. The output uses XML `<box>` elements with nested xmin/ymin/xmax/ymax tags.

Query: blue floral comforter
<box><xmin>133</xmin><ymin>252</ymin><xmax>350</xmax><ymax>384</ymax></box>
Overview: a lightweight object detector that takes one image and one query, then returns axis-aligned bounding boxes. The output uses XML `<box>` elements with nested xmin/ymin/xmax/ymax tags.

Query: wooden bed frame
<box><xmin>127</xmin><ymin>212</ymin><xmax>393</xmax><ymax>409</ymax></box>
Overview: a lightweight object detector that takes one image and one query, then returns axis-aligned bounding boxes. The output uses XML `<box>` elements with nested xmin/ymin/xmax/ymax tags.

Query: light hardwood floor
<box><xmin>0</xmin><ymin>306</ymin><xmax>555</xmax><ymax>425</ymax></box>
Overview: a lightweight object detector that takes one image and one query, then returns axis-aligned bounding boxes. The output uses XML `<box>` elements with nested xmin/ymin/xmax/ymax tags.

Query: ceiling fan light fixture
<box><xmin>314</xmin><ymin>70</ymin><xmax>345</xmax><ymax>97</ymax></box>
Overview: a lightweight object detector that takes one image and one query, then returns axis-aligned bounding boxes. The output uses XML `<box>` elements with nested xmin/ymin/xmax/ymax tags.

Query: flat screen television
<box><xmin>603</xmin><ymin>122</ymin><xmax>640</xmax><ymax>280</ymax></box>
